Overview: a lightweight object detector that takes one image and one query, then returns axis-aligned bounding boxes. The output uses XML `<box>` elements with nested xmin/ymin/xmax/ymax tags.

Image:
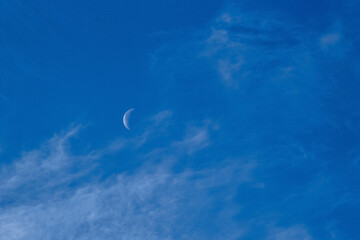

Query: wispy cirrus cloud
<box><xmin>318</xmin><ymin>22</ymin><xmax>348</xmax><ymax>58</ymax></box>
<box><xmin>2</xmin><ymin>1</ymin><xmax>358</xmax><ymax>239</ymax></box>
<box><xmin>152</xmin><ymin>5</ymin><xmax>320</xmax><ymax>93</ymax></box>
<box><xmin>266</xmin><ymin>225</ymin><xmax>313</xmax><ymax>240</ymax></box>
<box><xmin>172</xmin><ymin>123</ymin><xmax>211</xmax><ymax>155</ymax></box>
<box><xmin>320</xmin><ymin>32</ymin><xmax>341</xmax><ymax>49</ymax></box>
<box><xmin>202</xmin><ymin>11</ymin><xmax>311</xmax><ymax>89</ymax></box>
<box><xmin>0</xmin><ymin>111</ymin><xmax>251</xmax><ymax>240</ymax></box>
<box><xmin>148</xmin><ymin>3</ymin><xmax>360</xmax><ymax>239</ymax></box>
<box><xmin>150</xmin><ymin>4</ymin><xmax>327</xmax><ymax>140</ymax></box>
<box><xmin>0</xmin><ymin>162</ymin><xmax>247</xmax><ymax>240</ymax></box>
<box><xmin>0</xmin><ymin>126</ymin><xmax>84</xmax><ymax>203</ymax></box>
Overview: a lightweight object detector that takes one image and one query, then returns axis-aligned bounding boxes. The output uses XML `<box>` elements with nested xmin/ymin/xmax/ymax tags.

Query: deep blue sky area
<box><xmin>0</xmin><ymin>0</ymin><xmax>223</xmax><ymax>155</ymax></box>
<box><xmin>0</xmin><ymin>0</ymin><xmax>359</xmax><ymax>239</ymax></box>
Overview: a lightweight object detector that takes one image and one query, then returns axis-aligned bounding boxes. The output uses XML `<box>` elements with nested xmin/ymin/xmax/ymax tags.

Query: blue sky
<box><xmin>0</xmin><ymin>0</ymin><xmax>359</xmax><ymax>239</ymax></box>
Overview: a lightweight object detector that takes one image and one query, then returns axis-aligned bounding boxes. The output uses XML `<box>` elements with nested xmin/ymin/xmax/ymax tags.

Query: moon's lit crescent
<box><xmin>123</xmin><ymin>108</ymin><xmax>134</xmax><ymax>130</ymax></box>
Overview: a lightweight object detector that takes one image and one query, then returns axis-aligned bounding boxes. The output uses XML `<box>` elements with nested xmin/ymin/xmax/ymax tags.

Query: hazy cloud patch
<box><xmin>267</xmin><ymin>225</ymin><xmax>313</xmax><ymax>240</ymax></box>
<box><xmin>0</xmin><ymin>113</ymin><xmax>251</xmax><ymax>240</ymax></box>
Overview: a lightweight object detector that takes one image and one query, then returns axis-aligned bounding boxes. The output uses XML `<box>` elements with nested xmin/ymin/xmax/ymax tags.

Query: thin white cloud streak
<box><xmin>202</xmin><ymin>10</ymin><xmax>316</xmax><ymax>89</ymax></box>
<box><xmin>266</xmin><ymin>225</ymin><xmax>313</xmax><ymax>240</ymax></box>
<box><xmin>150</xmin><ymin>5</ymin><xmax>327</xmax><ymax>135</ymax></box>
<box><xmin>0</xmin><ymin>112</ymin><xmax>251</xmax><ymax>240</ymax></box>
<box><xmin>86</xmin><ymin>110</ymin><xmax>174</xmax><ymax>159</ymax></box>
<box><xmin>320</xmin><ymin>32</ymin><xmax>341</xmax><ymax>48</ymax></box>
<box><xmin>0</xmin><ymin>110</ymin><xmax>175</xmax><ymax>196</ymax></box>
<box><xmin>150</xmin><ymin>110</ymin><xmax>173</xmax><ymax>126</ymax></box>
<box><xmin>148</xmin><ymin>6</ymin><xmax>341</xmax><ymax>238</ymax></box>
<box><xmin>0</xmin><ymin>126</ymin><xmax>81</xmax><ymax>194</ymax></box>
<box><xmin>173</xmin><ymin>125</ymin><xmax>210</xmax><ymax>155</ymax></box>
<box><xmin>0</xmin><ymin>164</ymin><xmax>245</xmax><ymax>239</ymax></box>
<box><xmin>151</xmin><ymin>8</ymin><xmax>318</xmax><ymax>91</ymax></box>
<box><xmin>318</xmin><ymin>23</ymin><xmax>348</xmax><ymax>58</ymax></box>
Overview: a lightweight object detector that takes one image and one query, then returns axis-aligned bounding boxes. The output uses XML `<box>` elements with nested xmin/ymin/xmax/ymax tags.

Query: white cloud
<box><xmin>202</xmin><ymin>10</ymin><xmax>314</xmax><ymax>89</ymax></box>
<box><xmin>267</xmin><ymin>225</ymin><xmax>313</xmax><ymax>240</ymax></box>
<box><xmin>318</xmin><ymin>22</ymin><xmax>348</xmax><ymax>57</ymax></box>
<box><xmin>151</xmin><ymin>110</ymin><xmax>173</xmax><ymax>126</ymax></box>
<box><xmin>0</xmin><ymin>113</ymin><xmax>252</xmax><ymax>239</ymax></box>
<box><xmin>173</xmin><ymin>125</ymin><xmax>210</xmax><ymax>155</ymax></box>
<box><xmin>0</xmin><ymin>126</ymin><xmax>81</xmax><ymax>197</ymax></box>
<box><xmin>320</xmin><ymin>32</ymin><xmax>341</xmax><ymax>48</ymax></box>
<box><xmin>217</xmin><ymin>58</ymin><xmax>244</xmax><ymax>88</ymax></box>
<box><xmin>0</xmin><ymin>162</ymin><xmax>246</xmax><ymax>239</ymax></box>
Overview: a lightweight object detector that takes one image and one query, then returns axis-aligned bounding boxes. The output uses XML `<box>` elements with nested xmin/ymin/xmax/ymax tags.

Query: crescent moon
<box><xmin>123</xmin><ymin>108</ymin><xmax>134</xmax><ymax>131</ymax></box>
